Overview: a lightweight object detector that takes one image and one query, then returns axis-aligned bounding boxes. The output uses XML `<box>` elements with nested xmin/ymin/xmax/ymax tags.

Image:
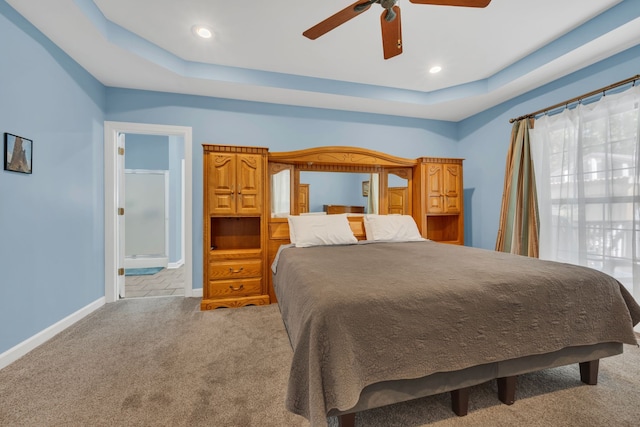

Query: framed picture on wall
<box><xmin>4</xmin><ymin>133</ymin><xmax>32</xmax><ymax>174</ymax></box>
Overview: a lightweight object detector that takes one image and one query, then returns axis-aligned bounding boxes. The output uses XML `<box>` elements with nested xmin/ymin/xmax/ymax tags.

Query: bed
<box><xmin>272</xmin><ymin>229</ymin><xmax>640</xmax><ymax>427</ymax></box>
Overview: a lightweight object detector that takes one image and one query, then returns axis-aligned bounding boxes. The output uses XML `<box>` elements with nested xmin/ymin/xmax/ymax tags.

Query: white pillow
<box><xmin>364</xmin><ymin>215</ymin><xmax>425</xmax><ymax>242</ymax></box>
<box><xmin>288</xmin><ymin>214</ymin><xmax>358</xmax><ymax>248</ymax></box>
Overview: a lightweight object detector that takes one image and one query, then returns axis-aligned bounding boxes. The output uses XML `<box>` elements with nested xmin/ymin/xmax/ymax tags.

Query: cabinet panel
<box><xmin>209</xmin><ymin>154</ymin><xmax>236</xmax><ymax>214</ymax></box>
<box><xmin>427</xmin><ymin>164</ymin><xmax>445</xmax><ymax>213</ymax></box>
<box><xmin>236</xmin><ymin>154</ymin><xmax>263</xmax><ymax>214</ymax></box>
<box><xmin>426</xmin><ymin>163</ymin><xmax>461</xmax><ymax>214</ymax></box>
<box><xmin>298</xmin><ymin>184</ymin><xmax>309</xmax><ymax>214</ymax></box>
<box><xmin>209</xmin><ymin>259</ymin><xmax>262</xmax><ymax>280</ymax></box>
<box><xmin>388</xmin><ymin>187</ymin><xmax>408</xmax><ymax>214</ymax></box>
<box><xmin>208</xmin><ymin>153</ymin><xmax>263</xmax><ymax>215</ymax></box>
<box><xmin>206</xmin><ymin>278</ymin><xmax>263</xmax><ymax>298</ymax></box>
<box><xmin>444</xmin><ymin>164</ymin><xmax>461</xmax><ymax>213</ymax></box>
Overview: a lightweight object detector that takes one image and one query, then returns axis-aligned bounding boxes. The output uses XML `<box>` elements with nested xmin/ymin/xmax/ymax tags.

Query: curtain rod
<box><xmin>509</xmin><ymin>74</ymin><xmax>640</xmax><ymax>124</ymax></box>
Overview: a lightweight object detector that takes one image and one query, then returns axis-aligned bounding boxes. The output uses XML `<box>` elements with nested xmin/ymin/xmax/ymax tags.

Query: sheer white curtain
<box><xmin>530</xmin><ymin>85</ymin><xmax>640</xmax><ymax>299</ymax></box>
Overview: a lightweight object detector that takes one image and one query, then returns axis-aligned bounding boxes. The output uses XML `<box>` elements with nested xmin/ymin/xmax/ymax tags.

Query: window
<box><xmin>531</xmin><ymin>86</ymin><xmax>640</xmax><ymax>299</ymax></box>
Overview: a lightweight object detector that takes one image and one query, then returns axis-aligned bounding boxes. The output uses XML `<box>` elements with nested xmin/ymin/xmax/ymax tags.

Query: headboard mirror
<box><xmin>269</xmin><ymin>146</ymin><xmax>416</xmax><ymax>218</ymax></box>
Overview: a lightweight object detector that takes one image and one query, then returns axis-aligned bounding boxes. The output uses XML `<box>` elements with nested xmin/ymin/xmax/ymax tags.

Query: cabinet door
<box><xmin>426</xmin><ymin>164</ymin><xmax>445</xmax><ymax>213</ymax></box>
<box><xmin>209</xmin><ymin>153</ymin><xmax>236</xmax><ymax>214</ymax></box>
<box><xmin>236</xmin><ymin>153</ymin><xmax>263</xmax><ymax>214</ymax></box>
<box><xmin>443</xmin><ymin>164</ymin><xmax>461</xmax><ymax>213</ymax></box>
<box><xmin>388</xmin><ymin>187</ymin><xmax>408</xmax><ymax>214</ymax></box>
<box><xmin>298</xmin><ymin>184</ymin><xmax>309</xmax><ymax>214</ymax></box>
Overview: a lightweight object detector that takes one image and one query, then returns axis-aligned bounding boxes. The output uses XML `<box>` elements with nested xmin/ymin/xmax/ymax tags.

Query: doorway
<box><xmin>104</xmin><ymin>121</ymin><xmax>194</xmax><ymax>303</ymax></box>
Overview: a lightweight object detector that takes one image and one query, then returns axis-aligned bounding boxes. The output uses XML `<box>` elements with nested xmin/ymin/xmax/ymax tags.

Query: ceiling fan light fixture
<box><xmin>192</xmin><ymin>25</ymin><xmax>214</xmax><ymax>39</ymax></box>
<box><xmin>429</xmin><ymin>65</ymin><xmax>442</xmax><ymax>74</ymax></box>
<box><xmin>303</xmin><ymin>0</ymin><xmax>491</xmax><ymax>59</ymax></box>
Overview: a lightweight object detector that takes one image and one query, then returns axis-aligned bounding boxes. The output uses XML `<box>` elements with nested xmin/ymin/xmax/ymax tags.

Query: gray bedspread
<box><xmin>273</xmin><ymin>241</ymin><xmax>640</xmax><ymax>426</ymax></box>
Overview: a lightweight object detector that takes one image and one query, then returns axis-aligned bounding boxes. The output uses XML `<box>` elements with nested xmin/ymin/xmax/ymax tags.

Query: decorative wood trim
<box><xmin>269</xmin><ymin>146</ymin><xmax>417</xmax><ymax>168</ymax></box>
<box><xmin>270</xmin><ymin>162</ymin><xmax>292</xmax><ymax>174</ymax></box>
<box><xmin>417</xmin><ymin>157</ymin><xmax>464</xmax><ymax>165</ymax></box>
<box><xmin>388</xmin><ymin>167</ymin><xmax>411</xmax><ymax>180</ymax></box>
<box><xmin>203</xmin><ymin>144</ymin><xmax>268</xmax><ymax>155</ymax></box>
<box><xmin>200</xmin><ymin>295</ymin><xmax>269</xmax><ymax>310</ymax></box>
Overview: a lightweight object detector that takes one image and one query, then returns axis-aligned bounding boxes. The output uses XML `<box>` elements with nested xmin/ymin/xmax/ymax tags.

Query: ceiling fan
<box><xmin>303</xmin><ymin>0</ymin><xmax>492</xmax><ymax>60</ymax></box>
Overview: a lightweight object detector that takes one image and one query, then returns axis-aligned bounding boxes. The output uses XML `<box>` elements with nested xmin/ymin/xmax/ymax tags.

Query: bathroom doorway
<box><xmin>104</xmin><ymin>121</ymin><xmax>194</xmax><ymax>303</ymax></box>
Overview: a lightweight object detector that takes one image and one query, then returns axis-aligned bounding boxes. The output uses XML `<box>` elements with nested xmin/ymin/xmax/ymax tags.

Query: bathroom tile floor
<box><xmin>124</xmin><ymin>265</ymin><xmax>184</xmax><ymax>298</ymax></box>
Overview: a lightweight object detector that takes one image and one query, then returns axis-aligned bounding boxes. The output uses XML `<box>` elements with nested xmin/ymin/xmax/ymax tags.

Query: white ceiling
<box><xmin>7</xmin><ymin>0</ymin><xmax>640</xmax><ymax>121</ymax></box>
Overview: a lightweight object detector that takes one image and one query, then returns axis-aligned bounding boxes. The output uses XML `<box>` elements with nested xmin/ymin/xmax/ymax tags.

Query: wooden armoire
<box><xmin>413</xmin><ymin>157</ymin><xmax>464</xmax><ymax>245</ymax></box>
<box><xmin>202</xmin><ymin>144</ymin><xmax>270</xmax><ymax>310</ymax></box>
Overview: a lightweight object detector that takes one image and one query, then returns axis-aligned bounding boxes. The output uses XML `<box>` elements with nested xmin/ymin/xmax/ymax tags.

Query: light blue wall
<box><xmin>458</xmin><ymin>44</ymin><xmax>640</xmax><ymax>250</ymax></box>
<box><xmin>124</xmin><ymin>133</ymin><xmax>169</xmax><ymax>170</ymax></box>
<box><xmin>301</xmin><ymin>172</ymin><xmax>370</xmax><ymax>213</ymax></box>
<box><xmin>0</xmin><ymin>3</ymin><xmax>105</xmax><ymax>354</ymax></box>
<box><xmin>105</xmin><ymin>91</ymin><xmax>460</xmax><ymax>289</ymax></box>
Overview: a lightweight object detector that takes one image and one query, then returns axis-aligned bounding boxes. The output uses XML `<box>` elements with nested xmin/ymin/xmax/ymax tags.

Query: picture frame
<box><xmin>4</xmin><ymin>133</ymin><xmax>32</xmax><ymax>174</ymax></box>
<box><xmin>362</xmin><ymin>180</ymin><xmax>370</xmax><ymax>197</ymax></box>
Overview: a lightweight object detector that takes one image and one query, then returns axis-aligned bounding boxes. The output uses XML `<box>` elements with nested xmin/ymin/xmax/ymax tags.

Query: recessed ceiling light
<box><xmin>192</xmin><ymin>25</ymin><xmax>213</xmax><ymax>39</ymax></box>
<box><xmin>429</xmin><ymin>66</ymin><xmax>442</xmax><ymax>74</ymax></box>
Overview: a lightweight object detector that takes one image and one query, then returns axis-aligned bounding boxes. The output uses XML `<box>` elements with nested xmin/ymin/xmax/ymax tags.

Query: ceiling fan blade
<box><xmin>409</xmin><ymin>0</ymin><xmax>491</xmax><ymax>7</ymax></box>
<box><xmin>380</xmin><ymin>6</ymin><xmax>402</xmax><ymax>60</ymax></box>
<box><xmin>303</xmin><ymin>1</ymin><xmax>373</xmax><ymax>40</ymax></box>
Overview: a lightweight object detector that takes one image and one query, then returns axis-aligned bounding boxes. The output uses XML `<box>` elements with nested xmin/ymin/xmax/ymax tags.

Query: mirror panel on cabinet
<box><xmin>270</xmin><ymin>164</ymin><xmax>293</xmax><ymax>218</ymax></box>
<box><xmin>300</xmin><ymin>171</ymin><xmax>378</xmax><ymax>214</ymax></box>
<box><xmin>387</xmin><ymin>169</ymin><xmax>410</xmax><ymax>215</ymax></box>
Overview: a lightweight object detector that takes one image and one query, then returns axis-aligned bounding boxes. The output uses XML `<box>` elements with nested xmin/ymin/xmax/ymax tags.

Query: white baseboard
<box><xmin>187</xmin><ymin>287</ymin><xmax>202</xmax><ymax>298</ymax></box>
<box><xmin>168</xmin><ymin>259</ymin><xmax>184</xmax><ymax>269</ymax></box>
<box><xmin>124</xmin><ymin>257</ymin><xmax>168</xmax><ymax>269</ymax></box>
<box><xmin>0</xmin><ymin>297</ymin><xmax>105</xmax><ymax>370</ymax></box>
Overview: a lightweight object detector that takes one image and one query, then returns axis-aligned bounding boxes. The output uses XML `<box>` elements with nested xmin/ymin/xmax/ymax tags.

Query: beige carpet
<box><xmin>0</xmin><ymin>297</ymin><xmax>639</xmax><ymax>427</ymax></box>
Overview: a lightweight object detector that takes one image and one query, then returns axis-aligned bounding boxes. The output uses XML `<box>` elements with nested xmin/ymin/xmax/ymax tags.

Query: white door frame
<box><xmin>104</xmin><ymin>121</ymin><xmax>194</xmax><ymax>303</ymax></box>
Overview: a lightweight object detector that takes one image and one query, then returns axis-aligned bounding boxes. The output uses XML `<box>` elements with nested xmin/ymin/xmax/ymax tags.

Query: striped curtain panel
<box><xmin>495</xmin><ymin>119</ymin><xmax>540</xmax><ymax>257</ymax></box>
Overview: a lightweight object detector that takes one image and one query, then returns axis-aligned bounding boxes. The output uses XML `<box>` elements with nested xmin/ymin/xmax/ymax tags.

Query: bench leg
<box><xmin>451</xmin><ymin>387</ymin><xmax>470</xmax><ymax>416</ymax></box>
<box><xmin>338</xmin><ymin>413</ymin><xmax>355</xmax><ymax>427</ymax></box>
<box><xmin>579</xmin><ymin>360</ymin><xmax>599</xmax><ymax>385</ymax></box>
<box><xmin>497</xmin><ymin>376</ymin><xmax>517</xmax><ymax>405</ymax></box>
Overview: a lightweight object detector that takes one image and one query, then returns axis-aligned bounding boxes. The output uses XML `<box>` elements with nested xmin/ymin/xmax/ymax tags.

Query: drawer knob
<box><xmin>229</xmin><ymin>267</ymin><xmax>244</xmax><ymax>274</ymax></box>
<box><xmin>229</xmin><ymin>284</ymin><xmax>244</xmax><ymax>291</ymax></box>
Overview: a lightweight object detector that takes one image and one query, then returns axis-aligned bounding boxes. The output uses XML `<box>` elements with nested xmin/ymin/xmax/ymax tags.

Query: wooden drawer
<box><xmin>209</xmin><ymin>259</ymin><xmax>262</xmax><ymax>280</ymax></box>
<box><xmin>206</xmin><ymin>278</ymin><xmax>262</xmax><ymax>298</ymax></box>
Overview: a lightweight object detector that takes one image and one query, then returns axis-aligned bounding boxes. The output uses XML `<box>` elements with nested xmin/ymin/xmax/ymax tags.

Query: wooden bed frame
<box><xmin>272</xmin><ymin>215</ymin><xmax>620</xmax><ymax>426</ymax></box>
<box><xmin>266</xmin><ymin>146</ymin><xmax>633</xmax><ymax>426</ymax></box>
